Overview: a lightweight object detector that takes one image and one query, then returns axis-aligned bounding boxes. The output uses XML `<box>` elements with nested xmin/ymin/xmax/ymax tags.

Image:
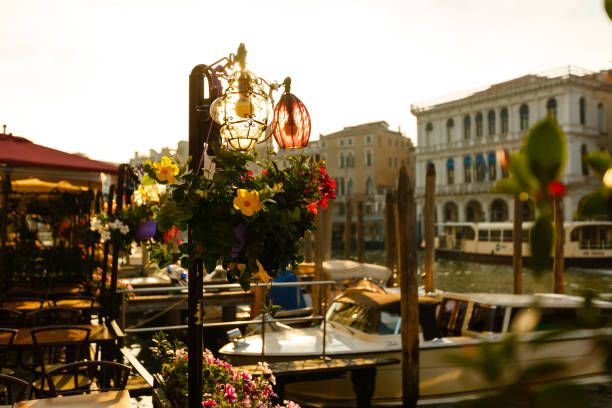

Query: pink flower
<box><xmin>223</xmin><ymin>383</ymin><xmax>237</xmax><ymax>404</ymax></box>
<box><xmin>203</xmin><ymin>401</ymin><xmax>217</xmax><ymax>407</ymax></box>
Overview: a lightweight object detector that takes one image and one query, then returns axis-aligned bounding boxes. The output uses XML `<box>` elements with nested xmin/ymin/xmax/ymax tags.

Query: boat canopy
<box><xmin>335</xmin><ymin>289</ymin><xmax>438</xmax><ymax>311</ymax></box>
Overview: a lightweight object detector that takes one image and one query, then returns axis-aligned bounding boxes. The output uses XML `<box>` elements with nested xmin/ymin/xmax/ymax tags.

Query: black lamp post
<box><xmin>186</xmin><ymin>43</ymin><xmax>311</xmax><ymax>408</ymax></box>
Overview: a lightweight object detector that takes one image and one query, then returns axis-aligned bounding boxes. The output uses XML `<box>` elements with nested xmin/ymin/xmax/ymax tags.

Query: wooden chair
<box><xmin>44</xmin><ymin>360</ymin><xmax>130</xmax><ymax>397</ymax></box>
<box><xmin>0</xmin><ymin>374</ymin><xmax>29</xmax><ymax>404</ymax></box>
<box><xmin>30</xmin><ymin>326</ymin><xmax>91</xmax><ymax>396</ymax></box>
<box><xmin>0</xmin><ymin>329</ymin><xmax>18</xmax><ymax>376</ymax></box>
<box><xmin>0</xmin><ymin>308</ymin><xmax>25</xmax><ymax>328</ymax></box>
<box><xmin>0</xmin><ymin>297</ymin><xmax>44</xmax><ymax>311</ymax></box>
<box><xmin>27</xmin><ymin>307</ymin><xmax>83</xmax><ymax>327</ymax></box>
<box><xmin>50</xmin><ymin>295</ymin><xmax>95</xmax><ymax>308</ymax></box>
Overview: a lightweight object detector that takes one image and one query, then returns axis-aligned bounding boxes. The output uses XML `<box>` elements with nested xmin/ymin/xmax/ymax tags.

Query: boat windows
<box><xmin>437</xmin><ymin>299</ymin><xmax>456</xmax><ymax>336</ymax></box>
<box><xmin>490</xmin><ymin>230</ymin><xmax>501</xmax><ymax>242</ymax></box>
<box><xmin>478</xmin><ymin>230</ymin><xmax>488</xmax><ymax>242</ymax></box>
<box><xmin>503</xmin><ymin>230</ymin><xmax>513</xmax><ymax>242</ymax></box>
<box><xmin>570</xmin><ymin>225</ymin><xmax>612</xmax><ymax>249</ymax></box>
<box><xmin>467</xmin><ymin>303</ymin><xmax>506</xmax><ymax>333</ymax></box>
<box><xmin>437</xmin><ymin>299</ymin><xmax>469</xmax><ymax>336</ymax></box>
<box><xmin>327</xmin><ymin>301</ymin><xmax>402</xmax><ymax>335</ymax></box>
<box><xmin>510</xmin><ymin>307</ymin><xmax>578</xmax><ymax>331</ymax></box>
<box><xmin>452</xmin><ymin>302</ymin><xmax>469</xmax><ymax>336</ymax></box>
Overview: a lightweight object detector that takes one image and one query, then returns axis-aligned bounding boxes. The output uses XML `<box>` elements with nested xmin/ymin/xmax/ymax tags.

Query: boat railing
<box><xmin>578</xmin><ymin>240</ymin><xmax>612</xmax><ymax>250</ymax></box>
<box><xmin>118</xmin><ymin>280</ymin><xmax>337</xmax><ymax>360</ymax></box>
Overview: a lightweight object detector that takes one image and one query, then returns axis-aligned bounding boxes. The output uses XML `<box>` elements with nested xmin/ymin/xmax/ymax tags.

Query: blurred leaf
<box><xmin>523</xmin><ymin>117</ymin><xmax>566</xmax><ymax>187</ymax></box>
<box><xmin>533</xmin><ymin>383</ymin><xmax>588</xmax><ymax>408</ymax></box>
<box><xmin>586</xmin><ymin>151</ymin><xmax>612</xmax><ymax>175</ymax></box>
<box><xmin>576</xmin><ymin>187</ymin><xmax>611</xmax><ymax>220</ymax></box>
<box><xmin>606</xmin><ymin>0</ymin><xmax>612</xmax><ymax>20</ymax></box>
<box><xmin>530</xmin><ymin>216</ymin><xmax>553</xmax><ymax>273</ymax></box>
<box><xmin>516</xmin><ymin>361</ymin><xmax>566</xmax><ymax>383</ymax></box>
<box><xmin>491</xmin><ymin>177</ymin><xmax>522</xmax><ymax>195</ymax></box>
<box><xmin>510</xmin><ymin>153</ymin><xmax>539</xmax><ymax>193</ymax></box>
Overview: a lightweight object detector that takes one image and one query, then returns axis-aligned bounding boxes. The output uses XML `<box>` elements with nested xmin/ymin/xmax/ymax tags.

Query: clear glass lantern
<box><xmin>210</xmin><ymin>68</ymin><xmax>272</xmax><ymax>151</ymax></box>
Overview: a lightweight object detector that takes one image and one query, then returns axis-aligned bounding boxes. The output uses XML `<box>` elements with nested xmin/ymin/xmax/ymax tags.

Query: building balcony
<box><xmin>415</xmin><ymin>180</ymin><xmax>497</xmax><ymax>197</ymax></box>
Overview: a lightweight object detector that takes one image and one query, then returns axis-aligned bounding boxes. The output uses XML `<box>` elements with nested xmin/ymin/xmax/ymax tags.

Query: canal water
<box><xmin>349</xmin><ymin>249</ymin><xmax>612</xmax><ymax>296</ymax></box>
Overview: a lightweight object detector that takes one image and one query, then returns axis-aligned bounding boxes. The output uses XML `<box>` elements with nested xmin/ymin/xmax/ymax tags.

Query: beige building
<box><xmin>411</xmin><ymin>67</ymin><xmax>612</xmax><ymax>235</ymax></box>
<box><xmin>276</xmin><ymin>121</ymin><xmax>415</xmax><ymax>245</ymax></box>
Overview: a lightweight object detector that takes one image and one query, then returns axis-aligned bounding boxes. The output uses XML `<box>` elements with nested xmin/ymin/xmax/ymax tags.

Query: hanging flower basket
<box><xmin>135</xmin><ymin>220</ymin><xmax>158</xmax><ymax>241</ymax></box>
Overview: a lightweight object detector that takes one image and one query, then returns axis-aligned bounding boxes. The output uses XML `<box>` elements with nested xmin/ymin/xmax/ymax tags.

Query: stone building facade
<box><xmin>276</xmin><ymin>121</ymin><xmax>415</xmax><ymax>245</ymax></box>
<box><xmin>411</xmin><ymin>67</ymin><xmax>612</xmax><ymax>232</ymax></box>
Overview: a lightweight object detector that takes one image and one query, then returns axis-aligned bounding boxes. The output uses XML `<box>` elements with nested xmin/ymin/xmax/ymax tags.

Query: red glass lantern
<box><xmin>272</xmin><ymin>77</ymin><xmax>311</xmax><ymax>150</ymax></box>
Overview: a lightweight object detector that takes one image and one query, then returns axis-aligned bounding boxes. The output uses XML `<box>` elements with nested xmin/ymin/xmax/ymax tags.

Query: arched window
<box><xmin>346</xmin><ymin>152</ymin><xmax>355</xmax><ymax>168</ymax></box>
<box><xmin>466</xmin><ymin>200</ymin><xmax>484</xmax><ymax>222</ymax></box>
<box><xmin>487</xmin><ymin>110</ymin><xmax>496</xmax><ymax>136</ymax></box>
<box><xmin>488</xmin><ymin>152</ymin><xmax>496</xmax><ymax>180</ymax></box>
<box><xmin>347</xmin><ymin>179</ymin><xmax>354</xmax><ymax>196</ymax></box>
<box><xmin>521</xmin><ymin>199</ymin><xmax>535</xmax><ymax>221</ymax></box>
<box><xmin>598</xmin><ymin>103</ymin><xmax>605</xmax><ymax>133</ymax></box>
<box><xmin>446</xmin><ymin>119</ymin><xmax>454</xmax><ymax>142</ymax></box>
<box><xmin>365</xmin><ymin>177</ymin><xmax>374</xmax><ymax>196</ymax></box>
<box><xmin>500</xmin><ymin>107</ymin><xmax>509</xmax><ymax>134</ymax></box>
<box><xmin>519</xmin><ymin>104</ymin><xmax>529</xmax><ymax>131</ymax></box>
<box><xmin>475</xmin><ymin>112</ymin><xmax>483</xmax><ymax>137</ymax></box>
<box><xmin>425</xmin><ymin>123</ymin><xmax>433</xmax><ymax>145</ymax></box>
<box><xmin>475</xmin><ymin>154</ymin><xmax>486</xmax><ymax>182</ymax></box>
<box><xmin>546</xmin><ymin>98</ymin><xmax>557</xmax><ymax>120</ymax></box>
<box><xmin>580</xmin><ymin>97</ymin><xmax>586</xmax><ymax>125</ymax></box>
<box><xmin>463</xmin><ymin>115</ymin><xmax>471</xmax><ymax>140</ymax></box>
<box><xmin>490</xmin><ymin>199</ymin><xmax>509</xmax><ymax>221</ymax></box>
<box><xmin>581</xmin><ymin>144</ymin><xmax>589</xmax><ymax>175</ymax></box>
<box><xmin>340</xmin><ymin>153</ymin><xmax>345</xmax><ymax>168</ymax></box>
<box><xmin>464</xmin><ymin>156</ymin><xmax>472</xmax><ymax>183</ymax></box>
<box><xmin>443</xmin><ymin>202</ymin><xmax>458</xmax><ymax>222</ymax></box>
<box><xmin>447</xmin><ymin>158</ymin><xmax>454</xmax><ymax>185</ymax></box>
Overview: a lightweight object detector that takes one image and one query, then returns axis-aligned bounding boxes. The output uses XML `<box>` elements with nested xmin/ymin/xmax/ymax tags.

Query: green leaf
<box><xmin>606</xmin><ymin>0</ymin><xmax>612</xmax><ymax>21</ymax></box>
<box><xmin>141</xmin><ymin>174</ymin><xmax>154</xmax><ymax>186</ymax></box>
<box><xmin>510</xmin><ymin>153</ymin><xmax>539</xmax><ymax>193</ymax></box>
<box><xmin>491</xmin><ymin>177</ymin><xmax>522</xmax><ymax>195</ymax></box>
<box><xmin>530</xmin><ymin>216</ymin><xmax>553</xmax><ymax>273</ymax></box>
<box><xmin>586</xmin><ymin>151</ymin><xmax>612</xmax><ymax>175</ymax></box>
<box><xmin>576</xmin><ymin>187</ymin><xmax>611</xmax><ymax>219</ymax></box>
<box><xmin>523</xmin><ymin>117</ymin><xmax>566</xmax><ymax>187</ymax></box>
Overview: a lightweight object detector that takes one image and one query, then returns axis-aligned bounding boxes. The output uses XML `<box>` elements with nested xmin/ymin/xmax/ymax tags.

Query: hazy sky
<box><xmin>1</xmin><ymin>0</ymin><xmax>611</xmax><ymax>163</ymax></box>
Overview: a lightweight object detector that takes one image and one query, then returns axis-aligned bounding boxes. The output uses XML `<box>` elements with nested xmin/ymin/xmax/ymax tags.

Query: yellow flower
<box><xmin>153</xmin><ymin>156</ymin><xmax>179</xmax><ymax>184</ymax></box>
<box><xmin>255</xmin><ymin>260</ymin><xmax>270</xmax><ymax>284</ymax></box>
<box><xmin>233</xmin><ymin>189</ymin><xmax>262</xmax><ymax>216</ymax></box>
<box><xmin>143</xmin><ymin>159</ymin><xmax>152</xmax><ymax>167</ymax></box>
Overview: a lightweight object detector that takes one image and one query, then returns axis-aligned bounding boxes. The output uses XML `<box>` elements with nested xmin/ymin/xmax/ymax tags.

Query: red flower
<box><xmin>306</xmin><ymin>202</ymin><xmax>318</xmax><ymax>215</ymax></box>
<box><xmin>262</xmin><ymin>169</ymin><xmax>268</xmax><ymax>175</ymax></box>
<box><xmin>548</xmin><ymin>180</ymin><xmax>566</xmax><ymax>196</ymax></box>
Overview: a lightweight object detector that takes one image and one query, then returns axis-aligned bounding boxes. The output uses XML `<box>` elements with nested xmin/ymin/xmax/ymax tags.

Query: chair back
<box><xmin>30</xmin><ymin>326</ymin><xmax>91</xmax><ymax>379</ymax></box>
<box><xmin>27</xmin><ymin>307</ymin><xmax>83</xmax><ymax>327</ymax></box>
<box><xmin>0</xmin><ymin>374</ymin><xmax>28</xmax><ymax>404</ymax></box>
<box><xmin>0</xmin><ymin>308</ymin><xmax>25</xmax><ymax>328</ymax></box>
<box><xmin>0</xmin><ymin>329</ymin><xmax>18</xmax><ymax>373</ymax></box>
<box><xmin>51</xmin><ymin>295</ymin><xmax>95</xmax><ymax>308</ymax></box>
<box><xmin>0</xmin><ymin>298</ymin><xmax>43</xmax><ymax>312</ymax></box>
<box><xmin>45</xmin><ymin>360</ymin><xmax>130</xmax><ymax>397</ymax></box>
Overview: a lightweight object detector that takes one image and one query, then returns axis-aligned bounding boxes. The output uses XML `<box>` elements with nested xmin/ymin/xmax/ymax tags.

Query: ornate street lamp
<box><xmin>187</xmin><ymin>44</ymin><xmax>309</xmax><ymax>408</ymax></box>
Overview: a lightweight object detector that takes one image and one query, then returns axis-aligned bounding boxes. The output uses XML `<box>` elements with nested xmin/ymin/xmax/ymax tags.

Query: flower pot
<box><xmin>135</xmin><ymin>220</ymin><xmax>157</xmax><ymax>240</ymax></box>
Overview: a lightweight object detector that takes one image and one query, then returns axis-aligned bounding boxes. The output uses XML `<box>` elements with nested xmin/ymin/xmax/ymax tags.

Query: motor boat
<box><xmin>219</xmin><ymin>288</ymin><xmax>612</xmax><ymax>405</ymax></box>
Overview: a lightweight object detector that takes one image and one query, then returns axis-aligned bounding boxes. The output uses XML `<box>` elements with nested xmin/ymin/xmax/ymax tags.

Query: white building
<box><xmin>411</xmin><ymin>66</ymin><xmax>612</xmax><ymax>231</ymax></box>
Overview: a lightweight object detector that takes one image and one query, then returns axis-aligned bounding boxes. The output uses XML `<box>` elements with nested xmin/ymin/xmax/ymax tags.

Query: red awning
<box><xmin>0</xmin><ymin>133</ymin><xmax>118</xmax><ymax>174</ymax></box>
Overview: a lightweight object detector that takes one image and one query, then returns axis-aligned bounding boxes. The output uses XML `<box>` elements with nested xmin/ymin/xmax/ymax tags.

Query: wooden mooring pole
<box><xmin>303</xmin><ymin>231</ymin><xmax>313</xmax><ymax>263</ymax></box>
<box><xmin>423</xmin><ymin>163</ymin><xmax>436</xmax><ymax>293</ymax></box>
<box><xmin>513</xmin><ymin>196</ymin><xmax>523</xmax><ymax>294</ymax></box>
<box><xmin>357</xmin><ymin>200</ymin><xmax>365</xmax><ymax>263</ymax></box>
<box><xmin>396</xmin><ymin>166</ymin><xmax>419</xmax><ymax>407</ymax></box>
<box><xmin>313</xmin><ymin>210</ymin><xmax>324</xmax><ymax>316</ymax></box>
<box><xmin>384</xmin><ymin>192</ymin><xmax>396</xmax><ymax>286</ymax></box>
<box><xmin>553</xmin><ymin>196</ymin><xmax>565</xmax><ymax>294</ymax></box>
<box><xmin>344</xmin><ymin>200</ymin><xmax>352</xmax><ymax>259</ymax></box>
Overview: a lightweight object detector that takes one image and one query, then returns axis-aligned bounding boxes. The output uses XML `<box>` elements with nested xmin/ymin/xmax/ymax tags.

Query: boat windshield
<box><xmin>326</xmin><ymin>301</ymin><xmax>401</xmax><ymax>335</ymax></box>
